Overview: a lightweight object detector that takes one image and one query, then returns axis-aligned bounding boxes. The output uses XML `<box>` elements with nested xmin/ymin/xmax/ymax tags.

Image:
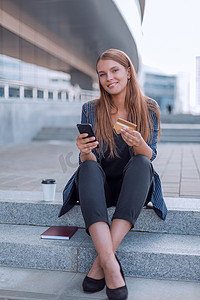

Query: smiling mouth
<box><xmin>107</xmin><ymin>82</ymin><xmax>118</xmax><ymax>88</ymax></box>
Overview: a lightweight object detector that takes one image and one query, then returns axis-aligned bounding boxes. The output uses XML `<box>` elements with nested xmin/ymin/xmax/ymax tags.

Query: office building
<box><xmin>144</xmin><ymin>71</ymin><xmax>176</xmax><ymax>112</ymax></box>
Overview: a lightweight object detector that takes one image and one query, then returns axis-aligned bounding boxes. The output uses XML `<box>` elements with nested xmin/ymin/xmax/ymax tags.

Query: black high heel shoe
<box><xmin>106</xmin><ymin>255</ymin><xmax>128</xmax><ymax>300</ymax></box>
<box><xmin>82</xmin><ymin>275</ymin><xmax>105</xmax><ymax>293</ymax></box>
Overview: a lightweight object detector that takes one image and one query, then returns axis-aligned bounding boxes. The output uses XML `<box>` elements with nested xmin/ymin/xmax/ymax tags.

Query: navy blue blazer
<box><xmin>59</xmin><ymin>100</ymin><xmax>167</xmax><ymax>220</ymax></box>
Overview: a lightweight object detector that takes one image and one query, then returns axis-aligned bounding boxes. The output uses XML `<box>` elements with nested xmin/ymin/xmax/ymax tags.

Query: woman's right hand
<box><xmin>76</xmin><ymin>133</ymin><xmax>99</xmax><ymax>155</ymax></box>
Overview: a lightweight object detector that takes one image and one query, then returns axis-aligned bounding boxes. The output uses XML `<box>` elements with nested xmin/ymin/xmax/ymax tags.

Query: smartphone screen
<box><xmin>77</xmin><ymin>123</ymin><xmax>99</xmax><ymax>148</ymax></box>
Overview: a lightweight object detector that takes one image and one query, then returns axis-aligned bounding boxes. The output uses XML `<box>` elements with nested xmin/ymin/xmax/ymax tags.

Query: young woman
<box><xmin>59</xmin><ymin>49</ymin><xmax>167</xmax><ymax>300</ymax></box>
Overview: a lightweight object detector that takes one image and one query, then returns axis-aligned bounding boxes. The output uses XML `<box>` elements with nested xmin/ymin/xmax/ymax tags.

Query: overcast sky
<box><xmin>142</xmin><ymin>0</ymin><xmax>200</xmax><ymax>75</ymax></box>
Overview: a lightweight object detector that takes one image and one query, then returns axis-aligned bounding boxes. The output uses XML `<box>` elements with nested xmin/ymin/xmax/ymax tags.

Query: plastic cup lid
<box><xmin>41</xmin><ymin>179</ymin><xmax>56</xmax><ymax>184</ymax></box>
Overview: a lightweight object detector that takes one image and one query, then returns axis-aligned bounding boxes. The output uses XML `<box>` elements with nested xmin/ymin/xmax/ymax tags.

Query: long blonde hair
<box><xmin>95</xmin><ymin>49</ymin><xmax>160</xmax><ymax>157</ymax></box>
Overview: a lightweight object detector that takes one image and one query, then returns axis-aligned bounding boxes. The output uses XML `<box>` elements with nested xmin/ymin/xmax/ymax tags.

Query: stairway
<box><xmin>33</xmin><ymin>113</ymin><xmax>200</xmax><ymax>143</ymax></box>
<box><xmin>0</xmin><ymin>191</ymin><xmax>199</xmax><ymax>282</ymax></box>
<box><xmin>33</xmin><ymin>124</ymin><xmax>200</xmax><ymax>143</ymax></box>
<box><xmin>160</xmin><ymin>124</ymin><xmax>200</xmax><ymax>143</ymax></box>
<box><xmin>33</xmin><ymin>127</ymin><xmax>78</xmax><ymax>141</ymax></box>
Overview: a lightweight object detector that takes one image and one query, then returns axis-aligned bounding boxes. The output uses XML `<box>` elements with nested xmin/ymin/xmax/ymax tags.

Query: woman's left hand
<box><xmin>120</xmin><ymin>128</ymin><xmax>143</xmax><ymax>147</ymax></box>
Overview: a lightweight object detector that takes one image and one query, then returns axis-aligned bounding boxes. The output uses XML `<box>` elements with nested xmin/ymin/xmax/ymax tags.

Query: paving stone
<box><xmin>0</xmin><ymin>175</ymin><xmax>22</xmax><ymax>184</ymax></box>
<box><xmin>161</xmin><ymin>176</ymin><xmax>181</xmax><ymax>184</ymax></box>
<box><xmin>0</xmin><ymin>142</ymin><xmax>200</xmax><ymax>197</ymax></box>
<box><xmin>162</xmin><ymin>183</ymin><xmax>180</xmax><ymax>193</ymax></box>
<box><xmin>180</xmin><ymin>191</ymin><xmax>200</xmax><ymax>197</ymax></box>
<box><xmin>182</xmin><ymin>178</ymin><xmax>200</xmax><ymax>182</ymax></box>
<box><xmin>180</xmin><ymin>182</ymin><xmax>200</xmax><ymax>197</ymax></box>
<box><xmin>181</xmin><ymin>182</ymin><xmax>200</xmax><ymax>190</ymax></box>
<box><xmin>164</xmin><ymin>193</ymin><xmax>179</xmax><ymax>197</ymax></box>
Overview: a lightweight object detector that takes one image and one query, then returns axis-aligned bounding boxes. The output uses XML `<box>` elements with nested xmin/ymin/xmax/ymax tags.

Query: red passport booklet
<box><xmin>40</xmin><ymin>226</ymin><xmax>78</xmax><ymax>240</ymax></box>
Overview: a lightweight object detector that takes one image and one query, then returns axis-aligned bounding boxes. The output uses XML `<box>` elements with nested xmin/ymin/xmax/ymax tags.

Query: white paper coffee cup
<box><xmin>41</xmin><ymin>179</ymin><xmax>56</xmax><ymax>201</ymax></box>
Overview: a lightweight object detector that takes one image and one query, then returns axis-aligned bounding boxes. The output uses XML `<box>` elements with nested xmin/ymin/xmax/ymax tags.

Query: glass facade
<box><xmin>0</xmin><ymin>54</ymin><xmax>71</xmax><ymax>100</ymax></box>
<box><xmin>196</xmin><ymin>56</ymin><xmax>200</xmax><ymax>106</ymax></box>
<box><xmin>0</xmin><ymin>0</ymin><xmax>72</xmax><ymax>101</ymax></box>
<box><xmin>0</xmin><ymin>0</ymin><xmax>143</xmax><ymax>91</ymax></box>
<box><xmin>144</xmin><ymin>73</ymin><xmax>176</xmax><ymax>112</ymax></box>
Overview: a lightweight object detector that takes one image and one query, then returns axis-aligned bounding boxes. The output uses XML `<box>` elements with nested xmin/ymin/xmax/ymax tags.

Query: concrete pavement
<box><xmin>0</xmin><ymin>141</ymin><xmax>199</xmax><ymax>198</ymax></box>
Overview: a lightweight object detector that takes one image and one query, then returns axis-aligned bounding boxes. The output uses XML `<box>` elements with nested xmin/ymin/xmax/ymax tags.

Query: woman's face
<box><xmin>96</xmin><ymin>59</ymin><xmax>130</xmax><ymax>96</ymax></box>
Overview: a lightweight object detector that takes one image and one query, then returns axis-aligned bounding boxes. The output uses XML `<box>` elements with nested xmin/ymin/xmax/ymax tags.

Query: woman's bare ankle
<box><xmin>99</xmin><ymin>252</ymin><xmax>115</xmax><ymax>269</ymax></box>
<box><xmin>87</xmin><ymin>256</ymin><xmax>104</xmax><ymax>279</ymax></box>
<box><xmin>100</xmin><ymin>254</ymin><xmax>125</xmax><ymax>289</ymax></box>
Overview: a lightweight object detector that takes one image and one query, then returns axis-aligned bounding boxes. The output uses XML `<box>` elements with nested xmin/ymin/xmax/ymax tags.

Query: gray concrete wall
<box><xmin>0</xmin><ymin>99</ymin><xmax>83</xmax><ymax>145</ymax></box>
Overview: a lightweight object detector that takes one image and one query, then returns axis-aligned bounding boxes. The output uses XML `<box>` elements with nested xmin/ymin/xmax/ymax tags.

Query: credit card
<box><xmin>113</xmin><ymin>118</ymin><xmax>137</xmax><ymax>133</ymax></box>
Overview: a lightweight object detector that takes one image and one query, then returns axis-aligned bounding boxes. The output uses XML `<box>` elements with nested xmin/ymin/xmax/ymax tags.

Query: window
<box><xmin>37</xmin><ymin>90</ymin><xmax>44</xmax><ymax>98</ymax></box>
<box><xmin>48</xmin><ymin>91</ymin><xmax>53</xmax><ymax>99</ymax></box>
<box><xmin>9</xmin><ymin>87</ymin><xmax>20</xmax><ymax>98</ymax></box>
<box><xmin>24</xmin><ymin>88</ymin><xmax>33</xmax><ymax>98</ymax></box>
<box><xmin>0</xmin><ymin>87</ymin><xmax>4</xmax><ymax>97</ymax></box>
<box><xmin>58</xmin><ymin>91</ymin><xmax>62</xmax><ymax>99</ymax></box>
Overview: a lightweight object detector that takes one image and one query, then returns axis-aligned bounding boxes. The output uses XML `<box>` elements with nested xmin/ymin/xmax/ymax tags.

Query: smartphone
<box><xmin>77</xmin><ymin>123</ymin><xmax>99</xmax><ymax>148</ymax></box>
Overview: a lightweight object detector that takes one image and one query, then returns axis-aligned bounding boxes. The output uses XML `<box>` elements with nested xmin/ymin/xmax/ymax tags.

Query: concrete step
<box><xmin>160</xmin><ymin>125</ymin><xmax>200</xmax><ymax>143</ymax></box>
<box><xmin>33</xmin><ymin>127</ymin><xmax>78</xmax><ymax>141</ymax></box>
<box><xmin>0</xmin><ymin>191</ymin><xmax>200</xmax><ymax>235</ymax></box>
<box><xmin>0</xmin><ymin>224</ymin><xmax>199</xmax><ymax>281</ymax></box>
<box><xmin>160</xmin><ymin>136</ymin><xmax>200</xmax><ymax>143</ymax></box>
<box><xmin>160</xmin><ymin>114</ymin><xmax>200</xmax><ymax>124</ymax></box>
<box><xmin>34</xmin><ymin>124</ymin><xmax>200</xmax><ymax>143</ymax></box>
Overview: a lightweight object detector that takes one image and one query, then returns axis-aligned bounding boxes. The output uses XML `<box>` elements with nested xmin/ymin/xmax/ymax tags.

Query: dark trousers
<box><xmin>76</xmin><ymin>155</ymin><xmax>153</xmax><ymax>233</ymax></box>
